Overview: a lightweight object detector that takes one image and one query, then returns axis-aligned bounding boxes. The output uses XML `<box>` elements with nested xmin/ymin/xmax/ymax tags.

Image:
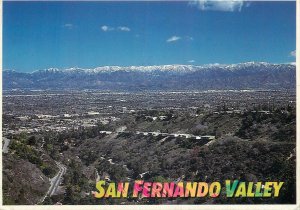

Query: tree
<box><xmin>27</xmin><ymin>136</ymin><xmax>37</xmax><ymax>146</ymax></box>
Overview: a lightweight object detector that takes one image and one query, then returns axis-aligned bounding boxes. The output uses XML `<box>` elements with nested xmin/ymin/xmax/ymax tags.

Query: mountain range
<box><xmin>3</xmin><ymin>62</ymin><xmax>296</xmax><ymax>91</ymax></box>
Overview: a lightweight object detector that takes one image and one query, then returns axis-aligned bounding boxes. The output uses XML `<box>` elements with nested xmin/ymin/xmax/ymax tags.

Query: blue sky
<box><xmin>3</xmin><ymin>1</ymin><xmax>296</xmax><ymax>72</ymax></box>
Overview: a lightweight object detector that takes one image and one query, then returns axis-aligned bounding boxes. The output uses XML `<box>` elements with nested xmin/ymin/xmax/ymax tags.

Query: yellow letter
<box><xmin>235</xmin><ymin>182</ymin><xmax>246</xmax><ymax>197</ymax></box>
<box><xmin>197</xmin><ymin>182</ymin><xmax>208</xmax><ymax>197</ymax></box>
<box><xmin>105</xmin><ymin>183</ymin><xmax>117</xmax><ymax>197</ymax></box>
<box><xmin>247</xmin><ymin>182</ymin><xmax>255</xmax><ymax>197</ymax></box>
<box><xmin>185</xmin><ymin>182</ymin><xmax>197</xmax><ymax>197</ymax></box>
<box><xmin>94</xmin><ymin>180</ymin><xmax>106</xmax><ymax>198</ymax></box>
<box><xmin>273</xmin><ymin>182</ymin><xmax>284</xmax><ymax>197</ymax></box>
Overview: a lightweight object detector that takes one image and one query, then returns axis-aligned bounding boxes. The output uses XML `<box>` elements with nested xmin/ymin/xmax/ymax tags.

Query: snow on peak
<box><xmin>31</xmin><ymin>62</ymin><xmax>293</xmax><ymax>75</ymax></box>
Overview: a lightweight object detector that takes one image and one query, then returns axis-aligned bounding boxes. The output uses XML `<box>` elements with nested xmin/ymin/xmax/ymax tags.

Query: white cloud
<box><xmin>118</xmin><ymin>26</ymin><xmax>131</xmax><ymax>32</ymax></box>
<box><xmin>188</xmin><ymin>60</ymin><xmax>196</xmax><ymax>63</ymax></box>
<box><xmin>189</xmin><ymin>0</ymin><xmax>246</xmax><ymax>12</ymax></box>
<box><xmin>167</xmin><ymin>36</ymin><xmax>181</xmax><ymax>43</ymax></box>
<box><xmin>63</xmin><ymin>23</ymin><xmax>74</xmax><ymax>29</ymax></box>
<box><xmin>101</xmin><ymin>25</ymin><xmax>131</xmax><ymax>32</ymax></box>
<box><xmin>101</xmin><ymin>25</ymin><xmax>114</xmax><ymax>32</ymax></box>
<box><xmin>290</xmin><ymin>50</ymin><xmax>296</xmax><ymax>57</ymax></box>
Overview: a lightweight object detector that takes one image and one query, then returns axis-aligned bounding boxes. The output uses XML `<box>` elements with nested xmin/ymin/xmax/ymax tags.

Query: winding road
<box><xmin>39</xmin><ymin>161</ymin><xmax>67</xmax><ymax>204</ymax></box>
<box><xmin>48</xmin><ymin>162</ymin><xmax>67</xmax><ymax>196</ymax></box>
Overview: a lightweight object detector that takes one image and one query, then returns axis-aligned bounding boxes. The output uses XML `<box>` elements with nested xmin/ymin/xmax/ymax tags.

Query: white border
<box><xmin>0</xmin><ymin>1</ymin><xmax>298</xmax><ymax>209</ymax></box>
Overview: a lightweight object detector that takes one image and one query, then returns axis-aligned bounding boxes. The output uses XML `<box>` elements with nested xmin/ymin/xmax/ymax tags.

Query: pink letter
<box><xmin>133</xmin><ymin>180</ymin><xmax>144</xmax><ymax>197</ymax></box>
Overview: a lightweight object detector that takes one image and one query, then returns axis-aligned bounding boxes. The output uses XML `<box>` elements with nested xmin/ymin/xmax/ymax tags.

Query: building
<box><xmin>99</xmin><ymin>131</ymin><xmax>113</xmax><ymax>135</ymax></box>
<box><xmin>201</xmin><ymin>135</ymin><xmax>216</xmax><ymax>140</ymax></box>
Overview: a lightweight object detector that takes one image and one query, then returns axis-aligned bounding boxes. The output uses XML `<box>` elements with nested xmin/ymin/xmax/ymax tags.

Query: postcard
<box><xmin>1</xmin><ymin>0</ymin><xmax>298</xmax><ymax>209</ymax></box>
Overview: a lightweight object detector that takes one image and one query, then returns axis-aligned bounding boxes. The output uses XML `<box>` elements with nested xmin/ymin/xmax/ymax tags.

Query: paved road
<box><xmin>39</xmin><ymin>161</ymin><xmax>66</xmax><ymax>204</ymax></box>
<box><xmin>2</xmin><ymin>137</ymin><xmax>11</xmax><ymax>153</ymax></box>
<box><xmin>49</xmin><ymin>162</ymin><xmax>67</xmax><ymax>196</ymax></box>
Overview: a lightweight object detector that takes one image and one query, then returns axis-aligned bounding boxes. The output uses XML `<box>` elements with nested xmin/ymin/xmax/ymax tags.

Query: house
<box><xmin>258</xmin><ymin>110</ymin><xmax>271</xmax><ymax>114</ymax></box>
<box><xmin>178</xmin><ymin>134</ymin><xmax>192</xmax><ymax>139</ymax></box>
<box><xmin>149</xmin><ymin>132</ymin><xmax>160</xmax><ymax>136</ymax></box>
<box><xmin>159</xmin><ymin>115</ymin><xmax>168</xmax><ymax>120</ymax></box>
<box><xmin>145</xmin><ymin>116</ymin><xmax>157</xmax><ymax>121</ymax></box>
<box><xmin>201</xmin><ymin>135</ymin><xmax>216</xmax><ymax>140</ymax></box>
<box><xmin>191</xmin><ymin>136</ymin><xmax>201</xmax><ymax>140</ymax></box>
<box><xmin>87</xmin><ymin>111</ymin><xmax>100</xmax><ymax>116</ymax></box>
<box><xmin>99</xmin><ymin>131</ymin><xmax>112</xmax><ymax>135</ymax></box>
<box><xmin>233</xmin><ymin>110</ymin><xmax>242</xmax><ymax>114</ymax></box>
<box><xmin>226</xmin><ymin>111</ymin><xmax>233</xmax><ymax>114</ymax></box>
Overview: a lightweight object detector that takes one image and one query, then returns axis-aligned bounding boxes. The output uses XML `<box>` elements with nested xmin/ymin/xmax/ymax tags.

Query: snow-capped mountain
<box><xmin>3</xmin><ymin>62</ymin><xmax>296</xmax><ymax>90</ymax></box>
<box><xmin>30</xmin><ymin>62</ymin><xmax>295</xmax><ymax>74</ymax></box>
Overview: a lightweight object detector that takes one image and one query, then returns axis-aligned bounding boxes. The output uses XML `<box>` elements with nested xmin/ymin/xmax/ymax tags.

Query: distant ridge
<box><xmin>3</xmin><ymin>62</ymin><xmax>296</xmax><ymax>91</ymax></box>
